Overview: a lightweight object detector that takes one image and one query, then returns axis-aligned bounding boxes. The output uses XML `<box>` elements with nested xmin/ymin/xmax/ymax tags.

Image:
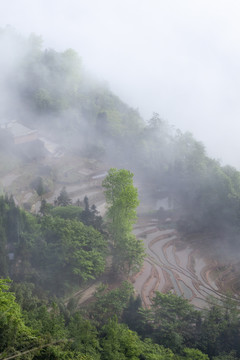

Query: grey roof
<box><xmin>9</xmin><ymin>122</ymin><xmax>36</xmax><ymax>138</ymax></box>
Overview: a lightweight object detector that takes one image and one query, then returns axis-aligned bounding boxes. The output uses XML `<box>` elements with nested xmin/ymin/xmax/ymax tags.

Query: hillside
<box><xmin>1</xmin><ymin>27</ymin><xmax>240</xmax><ymax>359</ymax></box>
<box><xmin>1</xmin><ymin>26</ymin><xmax>240</xmax><ymax>258</ymax></box>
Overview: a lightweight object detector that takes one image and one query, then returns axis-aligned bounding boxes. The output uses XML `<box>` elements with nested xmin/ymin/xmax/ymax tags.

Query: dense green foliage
<box><xmin>49</xmin><ymin>204</ymin><xmax>83</xmax><ymax>220</ymax></box>
<box><xmin>103</xmin><ymin>168</ymin><xmax>139</xmax><ymax>239</ymax></box>
<box><xmin>90</xmin><ymin>281</ymin><xmax>134</xmax><ymax>325</ymax></box>
<box><xmin>123</xmin><ymin>292</ymin><xmax>240</xmax><ymax>359</ymax></box>
<box><xmin>36</xmin><ymin>216</ymin><xmax>107</xmax><ymax>286</ymax></box>
<box><xmin>2</xmin><ymin>282</ymin><xmax>240</xmax><ymax>359</ymax></box>
<box><xmin>103</xmin><ymin>168</ymin><xmax>145</xmax><ymax>274</ymax></box>
<box><xmin>0</xmin><ymin>279</ymin><xmax>37</xmax><ymax>356</ymax></box>
<box><xmin>0</xmin><ymin>194</ymin><xmax>107</xmax><ymax>295</ymax></box>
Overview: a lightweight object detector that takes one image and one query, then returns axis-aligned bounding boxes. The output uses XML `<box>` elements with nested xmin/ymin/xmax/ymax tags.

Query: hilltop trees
<box><xmin>102</xmin><ymin>168</ymin><xmax>145</xmax><ymax>274</ymax></box>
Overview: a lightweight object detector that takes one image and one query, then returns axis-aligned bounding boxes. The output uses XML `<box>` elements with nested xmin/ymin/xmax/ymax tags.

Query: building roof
<box><xmin>0</xmin><ymin>120</ymin><xmax>36</xmax><ymax>138</ymax></box>
<box><xmin>9</xmin><ymin>122</ymin><xmax>36</xmax><ymax>138</ymax></box>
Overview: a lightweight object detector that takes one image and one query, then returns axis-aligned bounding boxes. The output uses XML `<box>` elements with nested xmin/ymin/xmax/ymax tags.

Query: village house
<box><xmin>0</xmin><ymin>119</ymin><xmax>38</xmax><ymax>145</ymax></box>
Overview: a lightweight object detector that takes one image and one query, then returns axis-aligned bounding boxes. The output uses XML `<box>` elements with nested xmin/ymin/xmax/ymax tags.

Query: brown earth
<box><xmin>131</xmin><ymin>217</ymin><xmax>240</xmax><ymax>309</ymax></box>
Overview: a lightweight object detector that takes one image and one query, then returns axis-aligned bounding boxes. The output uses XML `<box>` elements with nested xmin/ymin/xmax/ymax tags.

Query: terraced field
<box><xmin>132</xmin><ymin>218</ymin><xmax>239</xmax><ymax>309</ymax></box>
<box><xmin>0</xmin><ymin>151</ymin><xmax>108</xmax><ymax>215</ymax></box>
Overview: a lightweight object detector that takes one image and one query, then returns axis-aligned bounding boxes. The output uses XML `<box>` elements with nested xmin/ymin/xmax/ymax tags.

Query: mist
<box><xmin>1</xmin><ymin>0</ymin><xmax>240</xmax><ymax>167</ymax></box>
<box><xmin>2</xmin><ymin>5</ymin><xmax>240</xmax><ymax>356</ymax></box>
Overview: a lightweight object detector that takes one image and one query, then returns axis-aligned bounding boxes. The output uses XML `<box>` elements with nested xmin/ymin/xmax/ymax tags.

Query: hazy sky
<box><xmin>1</xmin><ymin>0</ymin><xmax>240</xmax><ymax>167</ymax></box>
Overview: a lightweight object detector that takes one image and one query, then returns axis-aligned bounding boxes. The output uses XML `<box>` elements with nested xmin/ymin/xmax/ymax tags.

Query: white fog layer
<box><xmin>1</xmin><ymin>0</ymin><xmax>240</xmax><ymax>166</ymax></box>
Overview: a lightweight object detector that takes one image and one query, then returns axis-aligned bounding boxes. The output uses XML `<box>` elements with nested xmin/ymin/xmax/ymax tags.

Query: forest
<box><xmin>1</xmin><ymin>27</ymin><xmax>240</xmax><ymax>359</ymax></box>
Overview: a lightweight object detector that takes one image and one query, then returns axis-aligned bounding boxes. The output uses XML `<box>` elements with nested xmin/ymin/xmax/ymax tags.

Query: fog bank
<box><xmin>1</xmin><ymin>0</ymin><xmax>240</xmax><ymax>166</ymax></box>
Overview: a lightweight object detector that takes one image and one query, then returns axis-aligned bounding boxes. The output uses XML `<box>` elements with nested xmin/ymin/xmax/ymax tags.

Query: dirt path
<box><xmin>64</xmin><ymin>281</ymin><xmax>102</xmax><ymax>307</ymax></box>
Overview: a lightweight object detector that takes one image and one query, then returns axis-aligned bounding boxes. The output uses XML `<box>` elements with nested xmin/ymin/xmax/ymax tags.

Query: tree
<box><xmin>102</xmin><ymin>168</ymin><xmax>139</xmax><ymax>242</ymax></box>
<box><xmin>0</xmin><ymin>225</ymin><xmax>7</xmax><ymax>276</ymax></box>
<box><xmin>31</xmin><ymin>176</ymin><xmax>46</xmax><ymax>198</ymax></box>
<box><xmin>122</xmin><ymin>295</ymin><xmax>145</xmax><ymax>336</ymax></box>
<box><xmin>0</xmin><ymin>278</ymin><xmax>36</xmax><ymax>355</ymax></box>
<box><xmin>140</xmin><ymin>338</ymin><xmax>175</xmax><ymax>360</ymax></box>
<box><xmin>38</xmin><ymin>216</ymin><xmax>107</xmax><ymax>292</ymax></box>
<box><xmin>100</xmin><ymin>317</ymin><xmax>142</xmax><ymax>360</ymax></box>
<box><xmin>178</xmin><ymin>347</ymin><xmax>209</xmax><ymax>360</ymax></box>
<box><xmin>40</xmin><ymin>199</ymin><xmax>54</xmax><ymax>215</ymax></box>
<box><xmin>149</xmin><ymin>292</ymin><xmax>199</xmax><ymax>352</ymax></box>
<box><xmin>80</xmin><ymin>196</ymin><xmax>103</xmax><ymax>232</ymax></box>
<box><xmin>68</xmin><ymin>313</ymin><xmax>100</xmax><ymax>359</ymax></box>
<box><xmin>198</xmin><ymin>301</ymin><xmax>240</xmax><ymax>358</ymax></box>
<box><xmin>212</xmin><ymin>352</ymin><xmax>239</xmax><ymax>360</ymax></box>
<box><xmin>55</xmin><ymin>186</ymin><xmax>72</xmax><ymax>206</ymax></box>
<box><xmin>114</xmin><ymin>233</ymin><xmax>145</xmax><ymax>274</ymax></box>
<box><xmin>102</xmin><ymin>168</ymin><xmax>144</xmax><ymax>274</ymax></box>
<box><xmin>91</xmin><ymin>281</ymin><xmax>134</xmax><ymax>324</ymax></box>
<box><xmin>50</xmin><ymin>205</ymin><xmax>83</xmax><ymax>220</ymax></box>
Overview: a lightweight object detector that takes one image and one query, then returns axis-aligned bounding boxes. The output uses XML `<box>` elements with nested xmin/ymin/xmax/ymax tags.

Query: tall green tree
<box><xmin>102</xmin><ymin>168</ymin><xmax>144</xmax><ymax>274</ymax></box>
<box><xmin>102</xmin><ymin>168</ymin><xmax>139</xmax><ymax>241</ymax></box>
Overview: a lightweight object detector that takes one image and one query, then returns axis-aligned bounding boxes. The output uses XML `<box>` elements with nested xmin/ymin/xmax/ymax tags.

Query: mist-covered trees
<box><xmin>4</xmin><ymin>26</ymin><xmax>240</xmax><ymax>241</ymax></box>
<box><xmin>80</xmin><ymin>196</ymin><xmax>104</xmax><ymax>232</ymax></box>
<box><xmin>3</xmin><ymin>25</ymin><xmax>240</xmax><ymax>360</ymax></box>
<box><xmin>55</xmin><ymin>186</ymin><xmax>72</xmax><ymax>206</ymax></box>
<box><xmin>168</xmin><ymin>134</ymin><xmax>240</xmax><ymax>234</ymax></box>
<box><xmin>2</xmin><ymin>26</ymin><xmax>240</xmax><ymax>243</ymax></box>
<box><xmin>0</xmin><ymin>26</ymin><xmax>144</xmax><ymax>158</ymax></box>
<box><xmin>102</xmin><ymin>168</ymin><xmax>145</xmax><ymax>274</ymax></box>
<box><xmin>0</xmin><ymin>194</ymin><xmax>107</xmax><ymax>295</ymax></box>
<box><xmin>139</xmin><ymin>121</ymin><xmax>240</xmax><ymax>236</ymax></box>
